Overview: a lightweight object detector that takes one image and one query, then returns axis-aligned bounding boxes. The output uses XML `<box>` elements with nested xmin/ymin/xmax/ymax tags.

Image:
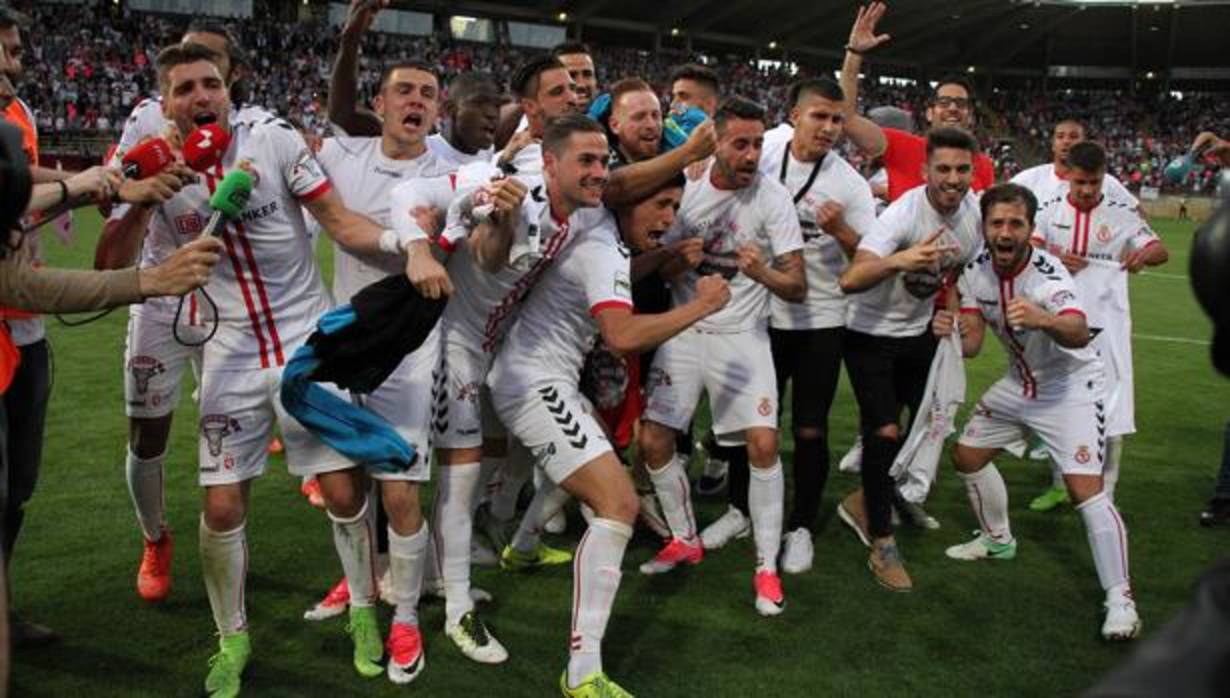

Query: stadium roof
<box><xmin>402</xmin><ymin>0</ymin><xmax>1230</xmax><ymax>79</ymax></box>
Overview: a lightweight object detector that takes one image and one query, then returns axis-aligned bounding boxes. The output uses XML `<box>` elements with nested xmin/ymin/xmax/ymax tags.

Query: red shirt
<box><xmin>882</xmin><ymin>127</ymin><xmax>995</xmax><ymax>202</ymax></box>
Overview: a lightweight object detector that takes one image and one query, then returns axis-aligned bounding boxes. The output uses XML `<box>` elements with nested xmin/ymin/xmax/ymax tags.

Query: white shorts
<box><xmin>432</xmin><ymin>339</ymin><xmax>506</xmax><ymax>450</ymax></box>
<box><xmin>959</xmin><ymin>377</ymin><xmax>1108</xmax><ymax>476</ymax></box>
<box><xmin>642</xmin><ymin>327</ymin><xmax>778</xmax><ymax>446</ymax></box>
<box><xmin>124</xmin><ymin>311</ymin><xmax>205</xmax><ymax>418</ymax></box>
<box><xmin>490</xmin><ymin>382</ymin><xmax>612</xmax><ymax>485</ymax></box>
<box><xmin>359</xmin><ymin>329</ymin><xmax>440</xmax><ymax>482</ymax></box>
<box><xmin>1095</xmin><ymin>330</ymin><xmax>1135</xmax><ymax>437</ymax></box>
<box><xmin>198</xmin><ymin>366</ymin><xmax>352</xmax><ymax>486</ymax></box>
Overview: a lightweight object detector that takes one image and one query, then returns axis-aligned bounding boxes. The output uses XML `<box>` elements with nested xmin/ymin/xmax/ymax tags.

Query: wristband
<box><xmin>57</xmin><ymin>180</ymin><xmax>69</xmax><ymax>205</ymax></box>
<box><xmin>379</xmin><ymin>228</ymin><xmax>411</xmax><ymax>255</ymax></box>
<box><xmin>845</xmin><ymin>44</ymin><xmax>864</xmax><ymax>56</ymax></box>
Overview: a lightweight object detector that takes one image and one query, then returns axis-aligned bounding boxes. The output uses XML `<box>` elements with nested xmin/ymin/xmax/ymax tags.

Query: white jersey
<box><xmin>437</xmin><ymin>180</ymin><xmax>595</xmax><ymax>356</ymax></box>
<box><xmin>488</xmin><ymin>216</ymin><xmax>631</xmax><ymax>393</ymax></box>
<box><xmin>1011</xmin><ymin>163</ymin><xmax>1137</xmax><ymax>207</ymax></box>
<box><xmin>958</xmin><ymin>247</ymin><xmax>1102</xmax><ymax>400</ymax></box>
<box><xmin>763</xmin><ymin>123</ymin><xmax>793</xmax><ymax>149</ymax></box>
<box><xmin>847</xmin><ymin>185</ymin><xmax>983</xmax><ymax>338</ymax></box>
<box><xmin>387</xmin><ymin>160</ymin><xmax>503</xmax><ymax>252</ymax></box>
<box><xmin>1033</xmin><ymin>192</ymin><xmax>1159</xmax><ymax>332</ymax></box>
<box><xmin>498</xmin><ymin>141</ymin><xmax>543</xmax><ymax>177</ymax></box>
<box><xmin>316</xmin><ymin>137</ymin><xmax>452</xmax><ymax>302</ymax></box>
<box><xmin>109</xmin><ymin>97</ymin><xmax>273</xmax><ymax>320</ymax></box>
<box><xmin>661</xmin><ymin>164</ymin><xmax>804</xmax><ymax>333</ymax></box>
<box><xmin>426</xmin><ymin>133</ymin><xmax>493</xmax><ymax>169</ymax></box>
<box><xmin>758</xmin><ymin>139</ymin><xmax>877</xmax><ymax>330</ymax></box>
<box><xmin>154</xmin><ymin>115</ymin><xmax>334</xmax><ymax>371</ymax></box>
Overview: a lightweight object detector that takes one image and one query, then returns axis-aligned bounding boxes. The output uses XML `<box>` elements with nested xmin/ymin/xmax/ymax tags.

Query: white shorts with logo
<box><xmin>490</xmin><ymin>382</ymin><xmax>612</xmax><ymax>485</ymax></box>
<box><xmin>198</xmin><ymin>366</ymin><xmax>352</xmax><ymax>486</ymax></box>
<box><xmin>959</xmin><ymin>377</ymin><xmax>1108</xmax><ymax>476</ymax></box>
<box><xmin>1095</xmin><ymin>329</ymin><xmax>1135</xmax><ymax>437</ymax></box>
<box><xmin>643</xmin><ymin>326</ymin><xmax>778</xmax><ymax>446</ymax></box>
<box><xmin>432</xmin><ymin>338</ymin><xmax>506</xmax><ymax>450</ymax></box>
<box><xmin>359</xmin><ymin>328</ymin><xmax>440</xmax><ymax>482</ymax></box>
<box><xmin>124</xmin><ymin>310</ymin><xmax>205</xmax><ymax>419</ymax></box>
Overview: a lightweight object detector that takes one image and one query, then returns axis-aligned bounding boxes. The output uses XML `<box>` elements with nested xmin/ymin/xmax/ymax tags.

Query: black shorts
<box><xmin>842</xmin><ymin>329</ymin><xmax>937</xmax><ymax>435</ymax></box>
<box><xmin>769</xmin><ymin>326</ymin><xmax>843</xmax><ymax>433</ymax></box>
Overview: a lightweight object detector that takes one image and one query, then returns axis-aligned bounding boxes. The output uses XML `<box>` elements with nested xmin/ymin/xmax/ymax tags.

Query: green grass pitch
<box><xmin>10</xmin><ymin>212</ymin><xmax>1228</xmax><ymax>696</ymax></box>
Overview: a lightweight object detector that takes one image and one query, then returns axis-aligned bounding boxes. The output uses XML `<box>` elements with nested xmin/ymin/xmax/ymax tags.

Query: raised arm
<box><xmin>839</xmin><ymin>2</ymin><xmax>889</xmax><ymax>158</ymax></box>
<box><xmin>327</xmin><ymin>0</ymin><xmax>387</xmax><ymax>137</ymax></box>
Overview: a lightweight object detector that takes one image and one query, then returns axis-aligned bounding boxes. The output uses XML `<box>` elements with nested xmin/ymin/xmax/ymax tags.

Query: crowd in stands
<box><xmin>19</xmin><ymin>3</ymin><xmax>1229</xmax><ymax>193</ymax></box>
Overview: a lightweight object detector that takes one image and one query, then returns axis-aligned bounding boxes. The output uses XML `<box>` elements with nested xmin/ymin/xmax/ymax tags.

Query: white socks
<box><xmin>1077</xmin><ymin>491</ymin><xmax>1130</xmax><ymax>592</ymax></box>
<box><xmin>434</xmin><ymin>462</ymin><xmax>481</xmax><ymax>625</ymax></box>
<box><xmin>748</xmin><ymin>460</ymin><xmax>784</xmax><ymax>573</ymax></box>
<box><xmin>387</xmin><ymin>523</ymin><xmax>428</xmax><ymax>625</ymax></box>
<box><xmin>477</xmin><ymin>456</ymin><xmax>505</xmax><ymax>514</ymax></box>
<box><xmin>648</xmin><ymin>454</ymin><xmax>697</xmax><ymax>542</ymax></box>
<box><xmin>958</xmin><ymin>464</ymin><xmax>1013</xmax><ymax>544</ymax></box>
<box><xmin>127</xmin><ymin>449</ymin><xmax>166</xmax><ymax>542</ymax></box>
<box><xmin>510</xmin><ymin>478</ymin><xmax>572</xmax><ymax>554</ymax></box>
<box><xmin>1103</xmin><ymin>436</ymin><xmax>1124</xmax><ymax>502</ymax></box>
<box><xmin>199</xmin><ymin>517</ymin><xmax>247</xmax><ymax>635</ymax></box>
<box><xmin>567</xmin><ymin>518</ymin><xmax>631</xmax><ymax>688</ymax></box>
<box><xmin>329</xmin><ymin>498</ymin><xmax>377</xmax><ymax>608</ymax></box>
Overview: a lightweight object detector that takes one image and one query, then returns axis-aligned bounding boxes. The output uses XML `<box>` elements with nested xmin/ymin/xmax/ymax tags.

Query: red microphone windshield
<box><xmin>184</xmin><ymin>124</ymin><xmax>231</xmax><ymax>172</ymax></box>
<box><xmin>120</xmin><ymin>138</ymin><xmax>174</xmax><ymax>179</ymax></box>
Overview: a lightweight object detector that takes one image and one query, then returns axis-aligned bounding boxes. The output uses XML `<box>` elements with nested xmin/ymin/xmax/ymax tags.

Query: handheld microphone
<box><xmin>120</xmin><ymin>137</ymin><xmax>174</xmax><ymax>179</ymax></box>
<box><xmin>183</xmin><ymin>124</ymin><xmax>231</xmax><ymax>173</ymax></box>
<box><xmin>200</xmin><ymin>169</ymin><xmax>254</xmax><ymax>238</ymax></box>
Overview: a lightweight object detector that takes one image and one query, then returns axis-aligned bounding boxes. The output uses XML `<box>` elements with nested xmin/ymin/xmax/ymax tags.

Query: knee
<box><xmin>638</xmin><ymin>423</ymin><xmax>675</xmax><ymax>465</ymax></box>
<box><xmin>873</xmin><ymin>425</ymin><xmax>900</xmax><ymax>442</ymax></box>
<box><xmin>746</xmin><ymin>430</ymin><xmax>778</xmax><ymax>467</ymax></box>
<box><xmin>591</xmin><ymin>479</ymin><xmax>639</xmax><ymax>525</ymax></box>
<box><xmin>951</xmin><ymin>445</ymin><xmax>977</xmax><ymax>474</ymax></box>
<box><xmin>204</xmin><ymin>495</ymin><xmax>246</xmax><ymax>531</ymax></box>
<box><xmin>318</xmin><ymin>472</ymin><xmax>366</xmax><ymax>519</ymax></box>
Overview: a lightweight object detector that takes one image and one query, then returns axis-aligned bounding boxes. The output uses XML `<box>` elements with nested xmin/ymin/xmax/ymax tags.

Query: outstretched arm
<box><xmin>327</xmin><ymin>0</ymin><xmax>387</xmax><ymax>137</ymax></box>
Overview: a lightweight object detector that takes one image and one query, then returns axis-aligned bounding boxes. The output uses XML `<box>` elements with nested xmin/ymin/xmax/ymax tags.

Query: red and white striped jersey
<box><xmin>155</xmin><ymin>114</ymin><xmax>333</xmax><ymax>371</ymax></box>
<box><xmin>958</xmin><ymin>247</ymin><xmax>1103</xmax><ymax>400</ymax></box>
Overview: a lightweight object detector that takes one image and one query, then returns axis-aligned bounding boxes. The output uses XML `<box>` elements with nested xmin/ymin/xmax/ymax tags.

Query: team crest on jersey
<box><xmin>758</xmin><ymin>397</ymin><xmax>773</xmax><ymax>417</ymax></box>
<box><xmin>1074</xmin><ymin>445</ymin><xmax>1091</xmax><ymax>464</ymax></box>
<box><xmin>1096</xmin><ymin>224</ymin><xmax>1114</xmax><ymax>243</ymax></box>
<box><xmin>201</xmin><ymin>414</ymin><xmax>242</xmax><ymax>458</ymax></box>
<box><xmin>454</xmin><ymin>381</ymin><xmax>480</xmax><ymax>405</ymax></box>
<box><xmin>1050</xmin><ymin>289</ymin><xmax>1076</xmax><ymax>307</ymax></box>
<box><xmin>175</xmin><ymin>212</ymin><xmax>204</xmax><ymax>237</ymax></box>
<box><xmin>128</xmin><ymin>355</ymin><xmax>166</xmax><ymax>395</ymax></box>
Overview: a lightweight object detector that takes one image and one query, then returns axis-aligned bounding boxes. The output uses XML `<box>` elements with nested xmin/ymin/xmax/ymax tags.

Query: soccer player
<box><xmin>1033</xmin><ymin>141</ymin><xmax>1169</xmax><ymax>503</ymax></box>
<box><xmin>669</xmin><ymin>63</ymin><xmax>721</xmax><ymax>119</ymax></box>
<box><xmin>703</xmin><ymin>77</ymin><xmax>876</xmax><ymax>573</ymax></box>
<box><xmin>1012</xmin><ymin>119</ymin><xmax>1138</xmax><ymax>207</ymax></box>
<box><xmin>638</xmin><ymin>97</ymin><xmax>805</xmax><ymax>617</ymax></box>
<box><xmin>485</xmin><ymin>114</ymin><xmax>731</xmax><ymax>697</ymax></box>
<box><xmin>553</xmin><ymin>41</ymin><xmax>599</xmax><ymax>113</ymax></box>
<box><xmin>838</xmin><ymin>2</ymin><xmax>995</xmax><ymax>203</ymax></box>
<box><xmin>310</xmin><ymin>59</ymin><xmax>471</xmax><ymax>683</ymax></box>
<box><xmin>937</xmin><ymin>182</ymin><xmax>1141</xmax><ymax>642</ymax></box>
<box><xmin>141</xmin><ymin>44</ymin><xmax>447</xmax><ymax>696</ymax></box>
<box><xmin>837</xmin><ymin>127</ymin><xmax>985</xmax><ymax>592</ymax></box>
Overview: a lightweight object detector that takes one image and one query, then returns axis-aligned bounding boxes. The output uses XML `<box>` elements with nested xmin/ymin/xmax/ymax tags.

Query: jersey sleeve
<box><xmin>1124</xmin><ymin>215</ymin><xmax>1161</xmax><ymax>252</ymax></box>
<box><xmin>956</xmin><ymin>270</ymin><xmax>982</xmax><ymax>316</ymax></box>
<box><xmin>841</xmin><ymin>174</ymin><xmax>878</xmax><ymax>240</ymax></box>
<box><xmin>764</xmin><ymin>185</ymin><xmax>804</xmax><ymax>257</ymax></box>
<box><xmin>858</xmin><ymin>201</ymin><xmax>908</xmax><ymax>258</ymax></box>
<box><xmin>584</xmin><ymin>236</ymin><xmax>634</xmax><ymax>316</ymax></box>
<box><xmin>255</xmin><ymin>118</ymin><xmax>332</xmax><ymax>202</ymax></box>
<box><xmin>973</xmin><ymin>153</ymin><xmax>996</xmax><ymax>192</ymax></box>
<box><xmin>880</xmin><ymin>128</ymin><xmax>915</xmax><ymax>171</ymax></box>
<box><xmin>388</xmin><ymin>176</ymin><xmax>459</xmax><ymax>248</ymax></box>
<box><xmin>1035</xmin><ymin>267</ymin><xmax>1086</xmax><ymax>319</ymax></box>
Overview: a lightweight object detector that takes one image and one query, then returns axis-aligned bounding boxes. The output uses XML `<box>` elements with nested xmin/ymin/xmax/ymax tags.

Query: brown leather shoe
<box><xmin>838</xmin><ymin>488</ymin><xmax>872</xmax><ymax>548</ymax></box>
<box><xmin>869</xmin><ymin>541</ymin><xmax>913</xmax><ymax>592</ymax></box>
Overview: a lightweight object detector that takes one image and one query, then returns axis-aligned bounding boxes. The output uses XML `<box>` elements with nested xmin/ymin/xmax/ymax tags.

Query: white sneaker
<box><xmin>780</xmin><ymin>528</ymin><xmax>814</xmax><ymax>574</ymax></box>
<box><xmin>838</xmin><ymin>438</ymin><xmax>863</xmax><ymax>474</ymax></box>
<box><xmin>894</xmin><ymin>497</ymin><xmax>941</xmax><ymax>530</ymax></box>
<box><xmin>696</xmin><ymin>442</ymin><xmax>729</xmax><ymax>496</ymax></box>
<box><xmin>944</xmin><ymin>531</ymin><xmax>1017</xmax><ymax>561</ymax></box>
<box><xmin>446</xmin><ymin>611</ymin><xmax>509</xmax><ymax>664</ymax></box>
<box><xmin>1101</xmin><ymin>592</ymin><xmax>1141</xmax><ymax>641</ymax></box>
<box><xmin>544</xmin><ymin>508</ymin><xmax>567</xmax><ymax>535</ymax></box>
<box><xmin>700</xmin><ymin>506</ymin><xmax>751</xmax><ymax>550</ymax></box>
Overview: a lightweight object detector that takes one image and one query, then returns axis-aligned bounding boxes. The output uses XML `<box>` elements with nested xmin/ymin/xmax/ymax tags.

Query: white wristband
<box><xmin>379</xmin><ymin>228</ymin><xmax>412</xmax><ymax>255</ymax></box>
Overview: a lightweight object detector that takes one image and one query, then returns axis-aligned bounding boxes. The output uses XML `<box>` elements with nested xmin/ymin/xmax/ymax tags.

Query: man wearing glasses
<box><xmin>837</xmin><ymin>2</ymin><xmax>996</xmax><ymax>203</ymax></box>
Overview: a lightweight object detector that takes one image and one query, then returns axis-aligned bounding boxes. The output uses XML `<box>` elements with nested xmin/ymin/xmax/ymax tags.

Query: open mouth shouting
<box><xmin>192</xmin><ymin>111</ymin><xmax>219</xmax><ymax>127</ymax></box>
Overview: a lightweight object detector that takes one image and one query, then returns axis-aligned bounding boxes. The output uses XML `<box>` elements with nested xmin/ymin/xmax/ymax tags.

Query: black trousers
<box><xmin>1</xmin><ymin>339</ymin><xmax>51</xmax><ymax>568</ymax></box>
<box><xmin>843</xmin><ymin>330</ymin><xmax>936</xmax><ymax>538</ymax></box>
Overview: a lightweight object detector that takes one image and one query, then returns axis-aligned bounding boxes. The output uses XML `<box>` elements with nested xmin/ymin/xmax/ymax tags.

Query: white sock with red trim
<box><xmin>435</xmin><ymin>461</ymin><xmax>480</xmax><ymax>625</ymax></box>
<box><xmin>1077</xmin><ymin>491</ymin><xmax>1130</xmax><ymax>591</ymax></box>
<box><xmin>199</xmin><ymin>516</ymin><xmax>247</xmax><ymax>635</ymax></box>
<box><xmin>567</xmin><ymin>518</ymin><xmax>631</xmax><ymax>688</ymax></box>
<box><xmin>749</xmin><ymin>460</ymin><xmax>785</xmax><ymax>573</ymax></box>
<box><xmin>647</xmin><ymin>454</ymin><xmax>697</xmax><ymax>542</ymax></box>
<box><xmin>510</xmin><ymin>477</ymin><xmax>572</xmax><ymax>554</ymax></box>
<box><xmin>958</xmin><ymin>464</ymin><xmax>1013</xmax><ymax>544</ymax></box>
<box><xmin>329</xmin><ymin>498</ymin><xmax>377</xmax><ymax>608</ymax></box>
<box><xmin>388</xmin><ymin>522</ymin><xmax>428</xmax><ymax>626</ymax></box>
<box><xmin>126</xmin><ymin>448</ymin><xmax>166</xmax><ymax>542</ymax></box>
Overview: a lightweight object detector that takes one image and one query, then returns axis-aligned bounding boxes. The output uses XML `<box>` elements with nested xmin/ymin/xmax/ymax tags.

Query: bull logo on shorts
<box><xmin>128</xmin><ymin>355</ymin><xmax>166</xmax><ymax>395</ymax></box>
<box><xmin>1075</xmin><ymin>445</ymin><xmax>1091</xmax><ymax>464</ymax></box>
<box><xmin>758</xmin><ymin>397</ymin><xmax>773</xmax><ymax>417</ymax></box>
<box><xmin>201</xmin><ymin>414</ymin><xmax>242</xmax><ymax>458</ymax></box>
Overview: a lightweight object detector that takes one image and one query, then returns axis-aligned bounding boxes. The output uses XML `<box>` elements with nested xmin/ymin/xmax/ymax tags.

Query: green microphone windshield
<box><xmin>209</xmin><ymin>170</ymin><xmax>254</xmax><ymax>219</ymax></box>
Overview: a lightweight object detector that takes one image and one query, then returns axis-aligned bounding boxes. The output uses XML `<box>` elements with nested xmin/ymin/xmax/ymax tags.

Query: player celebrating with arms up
<box><xmin>938</xmin><ymin>183</ymin><xmax>1140</xmax><ymax>641</ymax></box>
